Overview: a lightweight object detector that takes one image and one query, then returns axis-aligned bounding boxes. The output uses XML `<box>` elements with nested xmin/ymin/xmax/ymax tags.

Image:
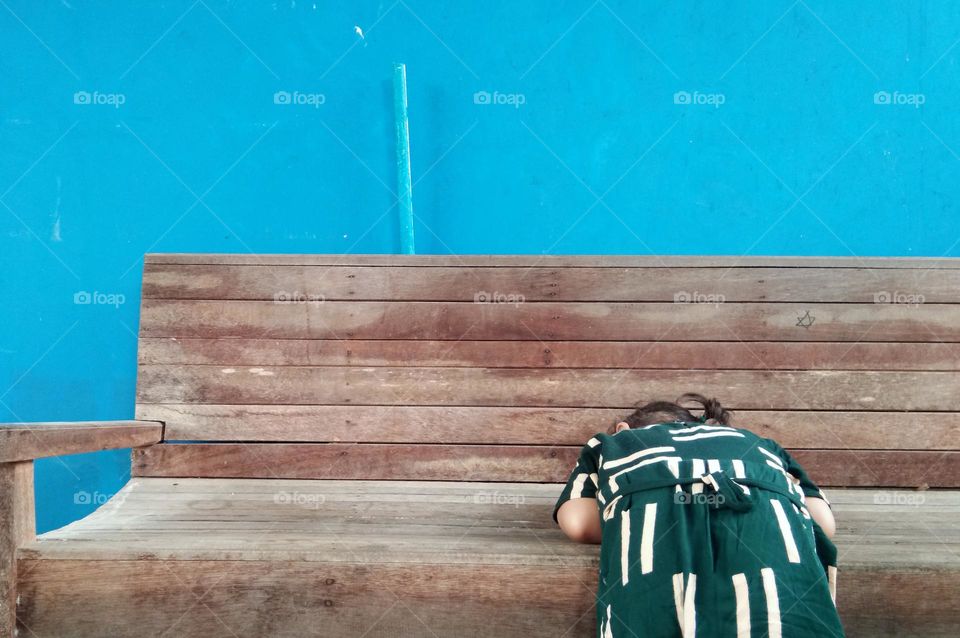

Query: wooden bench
<box><xmin>4</xmin><ymin>253</ymin><xmax>960</xmax><ymax>637</ymax></box>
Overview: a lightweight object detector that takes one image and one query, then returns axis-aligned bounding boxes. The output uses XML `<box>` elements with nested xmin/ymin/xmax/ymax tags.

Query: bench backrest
<box><xmin>133</xmin><ymin>253</ymin><xmax>960</xmax><ymax>488</ymax></box>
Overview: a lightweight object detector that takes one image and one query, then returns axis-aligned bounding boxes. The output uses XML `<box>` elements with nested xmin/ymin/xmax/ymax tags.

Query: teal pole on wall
<box><xmin>393</xmin><ymin>62</ymin><xmax>415</xmax><ymax>254</ymax></box>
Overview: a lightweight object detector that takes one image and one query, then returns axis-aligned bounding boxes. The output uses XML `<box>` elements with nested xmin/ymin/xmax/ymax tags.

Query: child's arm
<box><xmin>557</xmin><ymin>497</ymin><xmax>602</xmax><ymax>544</ymax></box>
<box><xmin>553</xmin><ymin>436</ymin><xmax>603</xmax><ymax>543</ymax></box>
<box><xmin>788</xmin><ymin>472</ymin><xmax>836</xmax><ymax>538</ymax></box>
<box><xmin>805</xmin><ymin>496</ymin><xmax>836</xmax><ymax>538</ymax></box>
<box><xmin>772</xmin><ymin>439</ymin><xmax>837</xmax><ymax>539</ymax></box>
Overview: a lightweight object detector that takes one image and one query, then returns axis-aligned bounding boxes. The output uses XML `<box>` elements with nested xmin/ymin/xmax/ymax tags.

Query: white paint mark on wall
<box><xmin>221</xmin><ymin>368</ymin><xmax>236</xmax><ymax>374</ymax></box>
<box><xmin>51</xmin><ymin>176</ymin><xmax>63</xmax><ymax>242</ymax></box>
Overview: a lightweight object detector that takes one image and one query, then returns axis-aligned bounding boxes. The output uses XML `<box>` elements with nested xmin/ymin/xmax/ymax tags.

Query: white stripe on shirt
<box><xmin>731</xmin><ymin>459</ymin><xmax>750</xmax><ymax>495</ymax></box>
<box><xmin>672</xmin><ymin>431</ymin><xmax>745</xmax><ymax>442</ymax></box>
<box><xmin>683</xmin><ymin>573</ymin><xmax>697</xmax><ymax>637</ymax></box>
<box><xmin>672</xmin><ymin>573</ymin><xmax>685</xmax><ymax>631</ymax></box>
<box><xmin>621</xmin><ymin>509</ymin><xmax>631</xmax><ymax>586</ymax></box>
<box><xmin>732</xmin><ymin>573</ymin><xmax>751</xmax><ymax>638</ymax></box>
<box><xmin>758</xmin><ymin>447</ymin><xmax>785</xmax><ymax>467</ymax></box>
<box><xmin>640</xmin><ymin>502</ymin><xmax>657</xmax><ymax>574</ymax></box>
<box><xmin>766</xmin><ymin>461</ymin><xmax>796</xmax><ymax>494</ymax></box>
<box><xmin>770</xmin><ymin>499</ymin><xmax>801</xmax><ymax>563</ymax></box>
<box><xmin>668</xmin><ymin>424</ymin><xmax>738</xmax><ymax>434</ymax></box>
<box><xmin>602</xmin><ymin>446</ymin><xmax>677</xmax><ymax>469</ymax></box>
<box><xmin>570</xmin><ymin>473</ymin><xmax>588</xmax><ymax>499</ymax></box>
<box><xmin>828</xmin><ymin>565</ymin><xmax>837</xmax><ymax>605</ymax></box>
<box><xmin>608</xmin><ymin>456</ymin><xmax>683</xmax><ymax>493</ymax></box>
<box><xmin>761</xmin><ymin>568</ymin><xmax>781</xmax><ymax>638</ymax></box>
<box><xmin>671</xmin><ymin>572</ymin><xmax>697</xmax><ymax>636</ymax></box>
<box><xmin>667</xmin><ymin>458</ymin><xmax>680</xmax><ymax>478</ymax></box>
<box><xmin>691</xmin><ymin>459</ymin><xmax>705</xmax><ymax>494</ymax></box>
<box><xmin>602</xmin><ymin>604</ymin><xmax>613</xmax><ymax>638</ymax></box>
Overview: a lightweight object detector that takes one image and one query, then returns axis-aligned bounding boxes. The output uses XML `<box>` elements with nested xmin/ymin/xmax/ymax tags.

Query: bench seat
<box><xmin>6</xmin><ymin>253</ymin><xmax>960</xmax><ymax>636</ymax></box>
<box><xmin>16</xmin><ymin>478</ymin><xmax>960</xmax><ymax>637</ymax></box>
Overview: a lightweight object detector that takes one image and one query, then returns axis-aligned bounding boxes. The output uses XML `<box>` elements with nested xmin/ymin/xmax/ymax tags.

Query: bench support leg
<box><xmin>0</xmin><ymin>462</ymin><xmax>34</xmax><ymax>637</ymax></box>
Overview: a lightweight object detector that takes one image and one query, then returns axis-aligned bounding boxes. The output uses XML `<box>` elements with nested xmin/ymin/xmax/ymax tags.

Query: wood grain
<box><xmin>144</xmin><ymin>253</ymin><xmax>960</xmax><ymax>268</ymax></box>
<box><xmin>138</xmin><ymin>299</ymin><xmax>960</xmax><ymax>341</ymax></box>
<box><xmin>131</xmin><ymin>444</ymin><xmax>960</xmax><ymax>487</ymax></box>
<box><xmin>1</xmin><ymin>462</ymin><xmax>33</xmax><ymax>637</ymax></box>
<box><xmin>138</xmin><ymin>337</ymin><xmax>960</xmax><ymax>370</ymax></box>
<box><xmin>132</xmin><ymin>444</ymin><xmax>579</xmax><ymax>482</ymax></box>
<box><xmin>837</xmin><ymin>570</ymin><xmax>960</xmax><ymax>637</ymax></box>
<box><xmin>135</xmin><ymin>365</ymin><xmax>960</xmax><ymax>410</ymax></box>
<box><xmin>17</xmin><ymin>559</ymin><xmax>960</xmax><ymax>637</ymax></box>
<box><xmin>25</xmin><ymin>479</ymin><xmax>960</xmax><ymax>564</ymax></box>
<box><xmin>0</xmin><ymin>421</ymin><xmax>163</xmax><ymax>463</ymax></box>
<box><xmin>17</xmin><ymin>559</ymin><xmax>596</xmax><ymax>638</ymax></box>
<box><xmin>142</xmin><ymin>264</ymin><xmax>960</xmax><ymax>302</ymax></box>
<box><xmin>791</xmin><ymin>449</ymin><xmax>958</xmax><ymax>488</ymax></box>
<box><xmin>17</xmin><ymin>479</ymin><xmax>960</xmax><ymax>637</ymax></box>
<box><xmin>16</xmin><ymin>253</ymin><xmax>960</xmax><ymax>636</ymax></box>
<box><xmin>137</xmin><ymin>404</ymin><xmax>960</xmax><ymax>449</ymax></box>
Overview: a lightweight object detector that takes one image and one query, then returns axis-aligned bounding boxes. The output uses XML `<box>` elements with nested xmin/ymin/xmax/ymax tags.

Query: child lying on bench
<box><xmin>554</xmin><ymin>393</ymin><xmax>842</xmax><ymax>637</ymax></box>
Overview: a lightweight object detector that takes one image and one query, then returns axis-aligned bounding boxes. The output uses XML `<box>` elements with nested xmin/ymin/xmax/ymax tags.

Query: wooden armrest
<box><xmin>0</xmin><ymin>420</ymin><xmax>161</xmax><ymax>633</ymax></box>
<box><xmin>0</xmin><ymin>420</ymin><xmax>163</xmax><ymax>463</ymax></box>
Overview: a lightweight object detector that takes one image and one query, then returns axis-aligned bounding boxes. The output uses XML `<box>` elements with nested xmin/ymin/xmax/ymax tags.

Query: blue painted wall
<box><xmin>2</xmin><ymin>1</ymin><xmax>958</xmax><ymax>532</ymax></box>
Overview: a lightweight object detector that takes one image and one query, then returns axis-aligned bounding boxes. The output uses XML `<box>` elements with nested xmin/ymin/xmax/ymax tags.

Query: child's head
<box><xmin>611</xmin><ymin>393</ymin><xmax>732</xmax><ymax>433</ymax></box>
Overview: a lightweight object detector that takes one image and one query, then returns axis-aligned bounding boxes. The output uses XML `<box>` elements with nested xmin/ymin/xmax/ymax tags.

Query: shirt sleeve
<box><xmin>552</xmin><ymin>436</ymin><xmax>602</xmax><ymax>523</ymax></box>
<box><xmin>767</xmin><ymin>439</ymin><xmax>831</xmax><ymax>506</ymax></box>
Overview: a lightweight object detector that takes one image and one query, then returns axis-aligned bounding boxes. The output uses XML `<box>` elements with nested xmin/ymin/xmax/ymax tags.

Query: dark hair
<box><xmin>612</xmin><ymin>393</ymin><xmax>732</xmax><ymax>432</ymax></box>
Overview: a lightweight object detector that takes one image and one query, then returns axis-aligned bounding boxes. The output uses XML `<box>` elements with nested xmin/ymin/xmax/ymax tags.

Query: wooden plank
<box><xmin>137</xmin><ymin>404</ymin><xmax>960</xmax><ymax>450</ymax></box>
<box><xmin>135</xmin><ymin>365</ymin><xmax>960</xmax><ymax>410</ymax></box>
<box><xmin>16</xmin><ymin>481</ymin><xmax>960</xmax><ymax>636</ymax></box>
<box><xmin>23</xmin><ymin>480</ymin><xmax>960</xmax><ymax>565</ymax></box>
<box><xmin>21</xmin><ymin>532</ymin><xmax>596</xmax><ymax>563</ymax></box>
<box><xmin>25</xmin><ymin>480</ymin><xmax>959</xmax><ymax>562</ymax></box>
<box><xmin>34</xmin><ymin>478</ymin><xmax>570</xmax><ymax>538</ymax></box>
<box><xmin>0</xmin><ymin>421</ymin><xmax>163</xmax><ymax>463</ymax></box>
<box><xmin>144</xmin><ymin>253</ymin><xmax>960</xmax><ymax>269</ymax></box>
<box><xmin>792</xmin><ymin>449</ymin><xmax>959</xmax><ymax>488</ymax></box>
<box><xmin>139</xmin><ymin>404</ymin><xmax>624</xmax><ymax>444</ymax></box>
<box><xmin>141</xmin><ymin>264</ymin><xmax>960</xmax><ymax>302</ymax></box>
<box><xmin>28</xmin><ymin>528</ymin><xmax>952</xmax><ymax>556</ymax></box>
<box><xmin>748</xmin><ymin>411</ymin><xmax>960</xmax><ymax>450</ymax></box>
<box><xmin>138</xmin><ymin>299</ymin><xmax>960</xmax><ymax>342</ymax></box>
<box><xmin>1</xmin><ymin>462</ymin><xmax>33</xmax><ymax>638</ymax></box>
<box><xmin>16</xmin><ymin>558</ymin><xmax>960</xmax><ymax>637</ymax></box>
<box><xmin>838</xmin><ymin>570</ymin><xmax>960</xmax><ymax>637</ymax></box>
<box><xmin>131</xmin><ymin>444</ymin><xmax>960</xmax><ymax>487</ymax></box>
<box><xmin>132</xmin><ymin>444</ymin><xmax>578</xmax><ymax>482</ymax></box>
<box><xmin>28</xmin><ymin>479</ymin><xmax>960</xmax><ymax>558</ymax></box>
<box><xmin>138</xmin><ymin>338</ymin><xmax>960</xmax><ymax>370</ymax></box>
<box><xmin>17</xmin><ymin>559</ymin><xmax>596</xmax><ymax>638</ymax></box>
